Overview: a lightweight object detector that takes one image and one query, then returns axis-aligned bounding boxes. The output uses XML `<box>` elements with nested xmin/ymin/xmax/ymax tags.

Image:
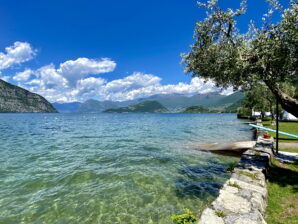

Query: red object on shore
<box><xmin>263</xmin><ymin>133</ymin><xmax>271</xmax><ymax>139</ymax></box>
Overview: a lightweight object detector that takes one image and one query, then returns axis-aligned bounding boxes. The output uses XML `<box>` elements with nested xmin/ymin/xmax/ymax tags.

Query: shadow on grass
<box><xmin>175</xmin><ymin>161</ymin><xmax>228</xmax><ymax>199</ymax></box>
<box><xmin>268</xmin><ymin>162</ymin><xmax>298</xmax><ymax>193</ymax></box>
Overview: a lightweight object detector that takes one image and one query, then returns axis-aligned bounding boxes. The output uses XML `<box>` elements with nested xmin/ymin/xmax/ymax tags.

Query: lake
<box><xmin>0</xmin><ymin>113</ymin><xmax>252</xmax><ymax>224</ymax></box>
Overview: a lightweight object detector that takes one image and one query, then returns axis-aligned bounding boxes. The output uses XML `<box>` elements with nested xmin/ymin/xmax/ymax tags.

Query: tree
<box><xmin>182</xmin><ymin>0</ymin><xmax>298</xmax><ymax>117</ymax></box>
<box><xmin>242</xmin><ymin>82</ymin><xmax>295</xmax><ymax>120</ymax></box>
<box><xmin>242</xmin><ymin>84</ymin><xmax>272</xmax><ymax>116</ymax></box>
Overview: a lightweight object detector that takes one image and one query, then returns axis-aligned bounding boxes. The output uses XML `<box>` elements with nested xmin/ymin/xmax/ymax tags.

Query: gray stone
<box><xmin>200</xmin><ymin>208</ymin><xmax>225</xmax><ymax>224</ymax></box>
<box><xmin>198</xmin><ymin>133</ymin><xmax>273</xmax><ymax>224</ymax></box>
<box><xmin>212</xmin><ymin>190</ymin><xmax>251</xmax><ymax>214</ymax></box>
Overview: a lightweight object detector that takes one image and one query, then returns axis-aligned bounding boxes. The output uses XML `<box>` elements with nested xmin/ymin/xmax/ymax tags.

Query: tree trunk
<box><xmin>264</xmin><ymin>81</ymin><xmax>298</xmax><ymax>118</ymax></box>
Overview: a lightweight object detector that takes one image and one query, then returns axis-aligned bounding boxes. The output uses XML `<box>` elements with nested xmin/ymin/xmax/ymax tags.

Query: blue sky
<box><xmin>0</xmin><ymin>0</ymin><xmax>289</xmax><ymax>102</ymax></box>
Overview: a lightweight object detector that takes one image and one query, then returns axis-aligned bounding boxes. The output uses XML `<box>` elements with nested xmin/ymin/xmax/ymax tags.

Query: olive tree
<box><xmin>242</xmin><ymin>82</ymin><xmax>294</xmax><ymax>120</ymax></box>
<box><xmin>182</xmin><ymin>0</ymin><xmax>298</xmax><ymax>117</ymax></box>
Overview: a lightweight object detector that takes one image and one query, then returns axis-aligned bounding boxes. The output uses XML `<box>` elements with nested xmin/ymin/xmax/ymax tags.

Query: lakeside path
<box><xmin>277</xmin><ymin>151</ymin><xmax>298</xmax><ymax>164</ymax></box>
<box><xmin>279</xmin><ymin>142</ymin><xmax>298</xmax><ymax>149</ymax></box>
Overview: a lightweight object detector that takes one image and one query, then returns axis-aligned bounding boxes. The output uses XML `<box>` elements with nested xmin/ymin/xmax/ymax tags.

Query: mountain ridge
<box><xmin>104</xmin><ymin>101</ymin><xmax>169</xmax><ymax>113</ymax></box>
<box><xmin>0</xmin><ymin>80</ymin><xmax>57</xmax><ymax>113</ymax></box>
<box><xmin>53</xmin><ymin>92</ymin><xmax>244</xmax><ymax>113</ymax></box>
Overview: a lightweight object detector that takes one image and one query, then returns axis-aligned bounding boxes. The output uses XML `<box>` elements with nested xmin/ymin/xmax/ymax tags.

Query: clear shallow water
<box><xmin>0</xmin><ymin>113</ymin><xmax>252</xmax><ymax>224</ymax></box>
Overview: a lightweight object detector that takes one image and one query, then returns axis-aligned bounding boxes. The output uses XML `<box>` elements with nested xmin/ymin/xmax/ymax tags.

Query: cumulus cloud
<box><xmin>57</xmin><ymin>57</ymin><xmax>116</xmax><ymax>86</ymax></box>
<box><xmin>13</xmin><ymin>69</ymin><xmax>33</xmax><ymax>81</ymax></box>
<box><xmin>0</xmin><ymin>42</ymin><xmax>36</xmax><ymax>70</ymax></box>
<box><xmin>21</xmin><ymin>70</ymin><xmax>231</xmax><ymax>102</ymax></box>
<box><xmin>0</xmin><ymin>41</ymin><xmax>233</xmax><ymax>102</ymax></box>
<box><xmin>100</xmin><ymin>73</ymin><xmax>222</xmax><ymax>101</ymax></box>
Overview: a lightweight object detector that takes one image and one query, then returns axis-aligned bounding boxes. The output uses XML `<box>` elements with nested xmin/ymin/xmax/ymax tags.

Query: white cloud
<box><xmin>19</xmin><ymin>57</ymin><xmax>116</xmax><ymax>102</ymax></box>
<box><xmin>57</xmin><ymin>57</ymin><xmax>116</xmax><ymax>86</ymax></box>
<box><xmin>13</xmin><ymin>69</ymin><xmax>33</xmax><ymax>81</ymax></box>
<box><xmin>36</xmin><ymin>64</ymin><xmax>68</xmax><ymax>89</ymax></box>
<box><xmin>0</xmin><ymin>75</ymin><xmax>10</xmax><ymax>82</ymax></box>
<box><xmin>19</xmin><ymin>70</ymin><xmax>232</xmax><ymax>102</ymax></box>
<box><xmin>104</xmin><ymin>72</ymin><xmax>161</xmax><ymax>93</ymax></box>
<box><xmin>0</xmin><ymin>41</ymin><xmax>233</xmax><ymax>102</ymax></box>
<box><xmin>0</xmin><ymin>42</ymin><xmax>36</xmax><ymax>70</ymax></box>
<box><xmin>99</xmin><ymin>73</ymin><xmax>221</xmax><ymax>101</ymax></box>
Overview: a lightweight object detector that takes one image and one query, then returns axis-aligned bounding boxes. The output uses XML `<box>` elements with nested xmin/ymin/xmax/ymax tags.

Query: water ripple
<box><xmin>0</xmin><ymin>113</ymin><xmax>252</xmax><ymax>223</ymax></box>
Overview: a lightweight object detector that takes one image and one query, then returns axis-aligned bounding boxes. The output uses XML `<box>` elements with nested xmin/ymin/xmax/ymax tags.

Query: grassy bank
<box><xmin>266</xmin><ymin>159</ymin><xmax>298</xmax><ymax>224</ymax></box>
<box><xmin>262</xmin><ymin>121</ymin><xmax>298</xmax><ymax>143</ymax></box>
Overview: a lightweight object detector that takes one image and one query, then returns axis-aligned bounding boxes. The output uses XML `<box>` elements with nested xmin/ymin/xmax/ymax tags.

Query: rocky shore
<box><xmin>199</xmin><ymin>125</ymin><xmax>274</xmax><ymax>224</ymax></box>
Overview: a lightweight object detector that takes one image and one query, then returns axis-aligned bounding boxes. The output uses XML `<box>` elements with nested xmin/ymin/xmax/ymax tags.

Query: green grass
<box><xmin>262</xmin><ymin>121</ymin><xmax>298</xmax><ymax>142</ymax></box>
<box><xmin>253</xmin><ymin>151</ymin><xmax>261</xmax><ymax>156</ymax></box>
<box><xmin>227</xmin><ymin>181</ymin><xmax>242</xmax><ymax>189</ymax></box>
<box><xmin>215</xmin><ymin>210</ymin><xmax>226</xmax><ymax>218</ymax></box>
<box><xmin>235</xmin><ymin>170</ymin><xmax>260</xmax><ymax>180</ymax></box>
<box><xmin>266</xmin><ymin>159</ymin><xmax>298</xmax><ymax>224</ymax></box>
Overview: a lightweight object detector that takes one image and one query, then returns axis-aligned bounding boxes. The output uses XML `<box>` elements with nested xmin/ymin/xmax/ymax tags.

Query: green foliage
<box><xmin>237</xmin><ymin>107</ymin><xmax>251</xmax><ymax>116</ymax></box>
<box><xmin>171</xmin><ymin>209</ymin><xmax>197</xmax><ymax>224</ymax></box>
<box><xmin>241</xmin><ymin>82</ymin><xmax>295</xmax><ymax>116</ymax></box>
<box><xmin>182</xmin><ymin>105</ymin><xmax>211</xmax><ymax>113</ymax></box>
<box><xmin>226</xmin><ymin>161</ymin><xmax>238</xmax><ymax>172</ymax></box>
<box><xmin>215</xmin><ymin>210</ymin><xmax>226</xmax><ymax>218</ymax></box>
<box><xmin>228</xmin><ymin>181</ymin><xmax>242</xmax><ymax>189</ymax></box>
<box><xmin>183</xmin><ymin>0</ymin><xmax>298</xmax><ymax>116</ymax></box>
<box><xmin>223</xmin><ymin>100</ymin><xmax>242</xmax><ymax>113</ymax></box>
<box><xmin>236</xmin><ymin>170</ymin><xmax>260</xmax><ymax>180</ymax></box>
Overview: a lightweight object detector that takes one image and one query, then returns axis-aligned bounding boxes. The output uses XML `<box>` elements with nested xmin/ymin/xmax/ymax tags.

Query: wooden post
<box><xmin>276</xmin><ymin>98</ymin><xmax>279</xmax><ymax>154</ymax></box>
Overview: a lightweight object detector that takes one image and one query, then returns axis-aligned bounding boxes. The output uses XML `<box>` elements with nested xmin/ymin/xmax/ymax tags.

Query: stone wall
<box><xmin>199</xmin><ymin>126</ymin><xmax>274</xmax><ymax>224</ymax></box>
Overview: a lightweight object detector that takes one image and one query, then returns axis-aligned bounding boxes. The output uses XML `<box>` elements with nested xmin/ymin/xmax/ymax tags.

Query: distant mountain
<box><xmin>53</xmin><ymin>102</ymin><xmax>82</xmax><ymax>113</ymax></box>
<box><xmin>54</xmin><ymin>91</ymin><xmax>244</xmax><ymax>113</ymax></box>
<box><xmin>104</xmin><ymin>101</ymin><xmax>169</xmax><ymax>113</ymax></box>
<box><xmin>75</xmin><ymin>99</ymin><xmax>117</xmax><ymax>113</ymax></box>
<box><xmin>182</xmin><ymin>105</ymin><xmax>212</xmax><ymax>113</ymax></box>
<box><xmin>223</xmin><ymin>100</ymin><xmax>243</xmax><ymax>113</ymax></box>
<box><xmin>209</xmin><ymin>91</ymin><xmax>244</xmax><ymax>109</ymax></box>
<box><xmin>144</xmin><ymin>92</ymin><xmax>226</xmax><ymax>111</ymax></box>
<box><xmin>0</xmin><ymin>80</ymin><xmax>57</xmax><ymax>113</ymax></box>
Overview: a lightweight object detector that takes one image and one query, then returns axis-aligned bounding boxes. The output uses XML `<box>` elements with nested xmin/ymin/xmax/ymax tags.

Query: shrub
<box><xmin>215</xmin><ymin>210</ymin><xmax>226</xmax><ymax>218</ymax></box>
<box><xmin>226</xmin><ymin>161</ymin><xmax>238</xmax><ymax>172</ymax></box>
<box><xmin>171</xmin><ymin>208</ymin><xmax>197</xmax><ymax>224</ymax></box>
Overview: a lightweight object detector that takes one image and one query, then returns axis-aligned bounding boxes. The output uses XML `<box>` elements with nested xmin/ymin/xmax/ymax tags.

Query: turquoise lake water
<box><xmin>0</xmin><ymin>113</ymin><xmax>252</xmax><ymax>224</ymax></box>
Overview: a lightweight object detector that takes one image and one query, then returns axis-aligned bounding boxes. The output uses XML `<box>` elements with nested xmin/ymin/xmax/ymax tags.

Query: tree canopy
<box><xmin>183</xmin><ymin>0</ymin><xmax>298</xmax><ymax>117</ymax></box>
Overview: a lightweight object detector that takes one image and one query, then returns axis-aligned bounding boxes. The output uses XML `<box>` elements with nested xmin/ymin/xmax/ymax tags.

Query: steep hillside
<box><xmin>209</xmin><ymin>92</ymin><xmax>244</xmax><ymax>108</ymax></box>
<box><xmin>104</xmin><ymin>101</ymin><xmax>168</xmax><ymax>113</ymax></box>
<box><xmin>0</xmin><ymin>80</ymin><xmax>57</xmax><ymax>113</ymax></box>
